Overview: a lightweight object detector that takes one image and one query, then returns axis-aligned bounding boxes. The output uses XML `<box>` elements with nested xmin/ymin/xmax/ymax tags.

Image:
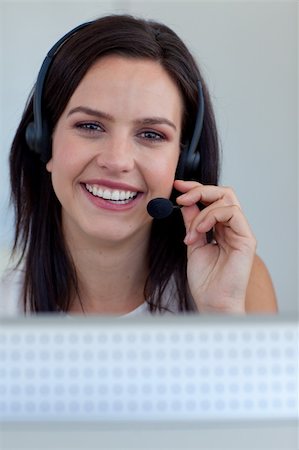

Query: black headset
<box><xmin>25</xmin><ymin>22</ymin><xmax>92</xmax><ymax>163</ymax></box>
<box><xmin>25</xmin><ymin>21</ymin><xmax>204</xmax><ymax>180</ymax></box>
<box><xmin>175</xmin><ymin>80</ymin><xmax>204</xmax><ymax>180</ymax></box>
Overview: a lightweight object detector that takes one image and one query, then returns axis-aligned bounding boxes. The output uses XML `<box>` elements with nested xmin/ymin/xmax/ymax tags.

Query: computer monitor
<box><xmin>0</xmin><ymin>315</ymin><xmax>298</xmax><ymax>449</ymax></box>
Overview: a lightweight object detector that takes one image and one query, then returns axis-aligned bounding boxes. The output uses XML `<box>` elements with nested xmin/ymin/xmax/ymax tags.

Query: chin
<box><xmin>83</xmin><ymin>226</ymin><xmax>136</xmax><ymax>245</ymax></box>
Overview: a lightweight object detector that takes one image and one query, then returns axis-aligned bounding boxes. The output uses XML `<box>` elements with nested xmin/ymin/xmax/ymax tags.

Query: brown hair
<box><xmin>9</xmin><ymin>14</ymin><xmax>220</xmax><ymax>313</ymax></box>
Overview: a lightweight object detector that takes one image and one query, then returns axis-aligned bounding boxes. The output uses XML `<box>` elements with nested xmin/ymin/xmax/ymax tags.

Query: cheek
<box><xmin>160</xmin><ymin>148</ymin><xmax>180</xmax><ymax>175</ymax></box>
<box><xmin>47</xmin><ymin>141</ymin><xmax>81</xmax><ymax>201</ymax></box>
<box><xmin>144</xmin><ymin>151</ymin><xmax>180</xmax><ymax>193</ymax></box>
<box><xmin>50</xmin><ymin>133</ymin><xmax>85</xmax><ymax>179</ymax></box>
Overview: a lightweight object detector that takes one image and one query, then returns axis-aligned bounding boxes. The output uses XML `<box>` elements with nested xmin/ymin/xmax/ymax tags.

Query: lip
<box><xmin>81</xmin><ymin>179</ymin><xmax>143</xmax><ymax>193</ymax></box>
<box><xmin>80</xmin><ymin>183</ymin><xmax>144</xmax><ymax>212</ymax></box>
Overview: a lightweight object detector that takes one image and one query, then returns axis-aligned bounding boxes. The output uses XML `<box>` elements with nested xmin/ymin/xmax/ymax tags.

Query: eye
<box><xmin>75</xmin><ymin>122</ymin><xmax>104</xmax><ymax>134</ymax></box>
<box><xmin>138</xmin><ymin>130</ymin><xmax>165</xmax><ymax>141</ymax></box>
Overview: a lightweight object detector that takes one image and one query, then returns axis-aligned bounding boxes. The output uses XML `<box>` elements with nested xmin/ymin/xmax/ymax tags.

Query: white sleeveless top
<box><xmin>0</xmin><ymin>268</ymin><xmax>184</xmax><ymax>317</ymax></box>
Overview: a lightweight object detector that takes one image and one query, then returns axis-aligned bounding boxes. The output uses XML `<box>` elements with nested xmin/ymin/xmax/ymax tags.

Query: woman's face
<box><xmin>47</xmin><ymin>55</ymin><xmax>183</xmax><ymax>246</ymax></box>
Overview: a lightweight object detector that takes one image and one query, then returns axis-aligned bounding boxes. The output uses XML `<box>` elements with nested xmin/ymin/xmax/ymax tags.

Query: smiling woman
<box><xmin>47</xmin><ymin>56</ymin><xmax>182</xmax><ymax>258</ymax></box>
<box><xmin>1</xmin><ymin>14</ymin><xmax>277</xmax><ymax>315</ymax></box>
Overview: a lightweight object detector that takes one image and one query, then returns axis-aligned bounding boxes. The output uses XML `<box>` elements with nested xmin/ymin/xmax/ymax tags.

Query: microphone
<box><xmin>147</xmin><ymin>198</ymin><xmax>180</xmax><ymax>219</ymax></box>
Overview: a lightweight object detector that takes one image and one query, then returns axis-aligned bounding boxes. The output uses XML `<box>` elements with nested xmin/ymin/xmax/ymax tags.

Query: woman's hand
<box><xmin>174</xmin><ymin>179</ymin><xmax>257</xmax><ymax>314</ymax></box>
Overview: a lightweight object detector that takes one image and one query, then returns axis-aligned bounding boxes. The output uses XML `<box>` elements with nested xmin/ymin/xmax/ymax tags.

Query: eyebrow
<box><xmin>67</xmin><ymin>106</ymin><xmax>177</xmax><ymax>131</ymax></box>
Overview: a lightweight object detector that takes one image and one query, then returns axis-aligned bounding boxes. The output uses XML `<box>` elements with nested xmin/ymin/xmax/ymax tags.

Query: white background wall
<box><xmin>0</xmin><ymin>0</ymin><xmax>297</xmax><ymax>313</ymax></box>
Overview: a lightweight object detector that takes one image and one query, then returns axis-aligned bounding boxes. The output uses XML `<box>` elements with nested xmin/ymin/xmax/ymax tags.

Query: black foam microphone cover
<box><xmin>147</xmin><ymin>198</ymin><xmax>175</xmax><ymax>219</ymax></box>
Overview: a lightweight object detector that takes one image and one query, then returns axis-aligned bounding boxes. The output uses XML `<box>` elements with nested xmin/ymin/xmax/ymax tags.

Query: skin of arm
<box><xmin>245</xmin><ymin>254</ymin><xmax>278</xmax><ymax>313</ymax></box>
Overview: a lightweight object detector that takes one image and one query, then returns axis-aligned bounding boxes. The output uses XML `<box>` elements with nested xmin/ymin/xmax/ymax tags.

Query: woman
<box><xmin>1</xmin><ymin>14</ymin><xmax>277</xmax><ymax>315</ymax></box>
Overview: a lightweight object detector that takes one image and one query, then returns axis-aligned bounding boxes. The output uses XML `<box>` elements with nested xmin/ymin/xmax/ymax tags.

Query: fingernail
<box><xmin>184</xmin><ymin>230</ymin><xmax>196</xmax><ymax>244</ymax></box>
<box><xmin>184</xmin><ymin>231</ymin><xmax>191</xmax><ymax>244</ymax></box>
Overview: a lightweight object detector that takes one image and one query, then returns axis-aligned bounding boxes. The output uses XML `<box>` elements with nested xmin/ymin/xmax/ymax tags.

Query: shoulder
<box><xmin>0</xmin><ymin>268</ymin><xmax>25</xmax><ymax>316</ymax></box>
<box><xmin>245</xmin><ymin>254</ymin><xmax>278</xmax><ymax>313</ymax></box>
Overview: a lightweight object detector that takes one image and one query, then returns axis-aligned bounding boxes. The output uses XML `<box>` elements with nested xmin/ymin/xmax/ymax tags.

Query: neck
<box><xmin>65</xmin><ymin>227</ymin><xmax>151</xmax><ymax>315</ymax></box>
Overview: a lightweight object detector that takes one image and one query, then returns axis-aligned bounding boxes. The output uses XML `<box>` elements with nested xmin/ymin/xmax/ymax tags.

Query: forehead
<box><xmin>83</xmin><ymin>54</ymin><xmax>180</xmax><ymax>90</ymax></box>
<box><xmin>67</xmin><ymin>55</ymin><xmax>183</xmax><ymax>120</ymax></box>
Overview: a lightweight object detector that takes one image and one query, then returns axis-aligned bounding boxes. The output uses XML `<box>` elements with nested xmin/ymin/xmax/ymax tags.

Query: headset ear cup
<box><xmin>175</xmin><ymin>143</ymin><xmax>189</xmax><ymax>180</ymax></box>
<box><xmin>175</xmin><ymin>80</ymin><xmax>204</xmax><ymax>181</ymax></box>
<box><xmin>25</xmin><ymin>120</ymin><xmax>51</xmax><ymax>163</ymax></box>
<box><xmin>176</xmin><ymin>147</ymin><xmax>200</xmax><ymax>181</ymax></box>
<box><xmin>39</xmin><ymin>120</ymin><xmax>52</xmax><ymax>163</ymax></box>
<box><xmin>25</xmin><ymin>122</ymin><xmax>36</xmax><ymax>152</ymax></box>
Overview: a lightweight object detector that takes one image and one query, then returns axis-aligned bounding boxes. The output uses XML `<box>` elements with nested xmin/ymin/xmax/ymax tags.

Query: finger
<box><xmin>174</xmin><ymin>179</ymin><xmax>202</xmax><ymax>193</ymax></box>
<box><xmin>184</xmin><ymin>205</ymin><xmax>253</xmax><ymax>246</ymax></box>
<box><xmin>180</xmin><ymin>203</ymin><xmax>199</xmax><ymax>232</ymax></box>
<box><xmin>175</xmin><ymin>182</ymin><xmax>241</xmax><ymax>208</ymax></box>
<box><xmin>184</xmin><ymin>229</ymin><xmax>207</xmax><ymax>248</ymax></box>
<box><xmin>196</xmin><ymin>205</ymin><xmax>253</xmax><ymax>239</ymax></box>
<box><xmin>180</xmin><ymin>204</ymin><xmax>208</xmax><ymax>248</ymax></box>
<box><xmin>187</xmin><ymin>199</ymin><xmax>241</xmax><ymax>231</ymax></box>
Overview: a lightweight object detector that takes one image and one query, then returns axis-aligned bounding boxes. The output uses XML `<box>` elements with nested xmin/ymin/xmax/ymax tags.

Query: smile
<box><xmin>85</xmin><ymin>184</ymin><xmax>138</xmax><ymax>204</ymax></box>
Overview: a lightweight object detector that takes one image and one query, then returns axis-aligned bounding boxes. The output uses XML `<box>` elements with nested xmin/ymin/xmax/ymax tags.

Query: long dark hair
<box><xmin>9</xmin><ymin>14</ymin><xmax>220</xmax><ymax>313</ymax></box>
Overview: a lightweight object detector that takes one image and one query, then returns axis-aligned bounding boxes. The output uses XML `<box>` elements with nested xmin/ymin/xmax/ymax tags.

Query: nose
<box><xmin>95</xmin><ymin>134</ymin><xmax>135</xmax><ymax>173</ymax></box>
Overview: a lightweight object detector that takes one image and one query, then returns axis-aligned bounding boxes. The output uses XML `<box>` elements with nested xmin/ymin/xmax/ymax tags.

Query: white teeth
<box><xmin>102</xmin><ymin>189</ymin><xmax>111</xmax><ymax>200</ymax></box>
<box><xmin>111</xmin><ymin>191</ymin><xmax>120</xmax><ymax>201</ymax></box>
<box><xmin>85</xmin><ymin>184</ymin><xmax>137</xmax><ymax>202</ymax></box>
